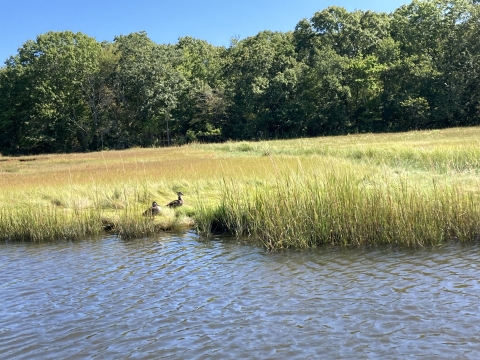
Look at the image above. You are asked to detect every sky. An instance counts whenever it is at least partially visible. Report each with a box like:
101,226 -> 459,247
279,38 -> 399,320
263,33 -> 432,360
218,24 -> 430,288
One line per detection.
0,0 -> 409,64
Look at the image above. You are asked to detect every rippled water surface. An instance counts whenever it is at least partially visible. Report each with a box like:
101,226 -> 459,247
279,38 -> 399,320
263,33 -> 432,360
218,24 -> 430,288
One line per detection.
2,232 -> 480,359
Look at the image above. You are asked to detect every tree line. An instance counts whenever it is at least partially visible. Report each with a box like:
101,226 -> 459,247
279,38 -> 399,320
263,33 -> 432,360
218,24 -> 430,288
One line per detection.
1,0 -> 479,155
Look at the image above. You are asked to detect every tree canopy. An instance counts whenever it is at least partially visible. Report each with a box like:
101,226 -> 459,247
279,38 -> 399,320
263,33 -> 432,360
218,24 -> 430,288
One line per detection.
1,0 -> 479,154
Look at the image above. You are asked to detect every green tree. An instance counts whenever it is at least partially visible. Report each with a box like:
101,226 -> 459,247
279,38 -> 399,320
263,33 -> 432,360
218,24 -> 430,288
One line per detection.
0,63 -> 30,153
294,6 -> 391,134
80,42 -> 119,150
309,6 -> 390,58
391,0 -> 476,128
461,1 -> 480,123
0,31 -> 101,154
223,31 -> 302,139
296,47 -> 350,135
400,96 -> 431,129
174,37 -> 228,143
113,32 -> 186,146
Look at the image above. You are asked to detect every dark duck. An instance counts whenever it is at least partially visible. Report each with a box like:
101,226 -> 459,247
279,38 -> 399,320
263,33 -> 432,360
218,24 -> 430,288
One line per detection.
166,192 -> 184,208
143,201 -> 162,216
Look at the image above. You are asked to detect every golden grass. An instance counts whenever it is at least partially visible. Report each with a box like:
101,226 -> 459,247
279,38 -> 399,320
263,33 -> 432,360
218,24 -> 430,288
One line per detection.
195,157 -> 480,249
1,126 -> 479,246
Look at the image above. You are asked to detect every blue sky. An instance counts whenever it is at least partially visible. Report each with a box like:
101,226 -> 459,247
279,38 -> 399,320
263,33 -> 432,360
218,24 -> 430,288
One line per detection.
1,0 -> 409,64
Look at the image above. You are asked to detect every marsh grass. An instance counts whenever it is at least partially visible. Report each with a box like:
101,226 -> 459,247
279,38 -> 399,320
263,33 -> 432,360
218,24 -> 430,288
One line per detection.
195,163 -> 480,249
0,205 -> 103,242
0,199 -> 196,242
1,126 -> 480,247
112,205 -> 195,240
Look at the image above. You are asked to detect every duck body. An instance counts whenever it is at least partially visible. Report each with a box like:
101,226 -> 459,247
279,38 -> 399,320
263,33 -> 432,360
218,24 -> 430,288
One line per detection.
143,201 -> 162,216
166,192 -> 184,208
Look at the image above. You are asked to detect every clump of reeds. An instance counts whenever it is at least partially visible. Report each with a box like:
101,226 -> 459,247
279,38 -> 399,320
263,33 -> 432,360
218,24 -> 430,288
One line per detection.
0,205 -> 103,242
111,205 -> 194,240
0,199 -> 196,243
195,164 -> 480,250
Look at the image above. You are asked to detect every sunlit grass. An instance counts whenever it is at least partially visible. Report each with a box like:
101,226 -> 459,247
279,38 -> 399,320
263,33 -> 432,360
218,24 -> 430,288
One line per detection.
1,126 -> 479,247
195,157 -> 480,249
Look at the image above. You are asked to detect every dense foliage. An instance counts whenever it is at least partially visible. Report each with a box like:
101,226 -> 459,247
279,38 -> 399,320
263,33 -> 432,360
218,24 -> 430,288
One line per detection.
1,0 -> 479,154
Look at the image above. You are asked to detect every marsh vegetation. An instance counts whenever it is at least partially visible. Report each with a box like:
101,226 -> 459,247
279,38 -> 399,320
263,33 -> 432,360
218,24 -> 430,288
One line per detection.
1,127 -> 479,249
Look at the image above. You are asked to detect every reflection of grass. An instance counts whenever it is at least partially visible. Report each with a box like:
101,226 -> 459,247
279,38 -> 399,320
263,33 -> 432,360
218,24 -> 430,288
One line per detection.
0,126 -> 479,246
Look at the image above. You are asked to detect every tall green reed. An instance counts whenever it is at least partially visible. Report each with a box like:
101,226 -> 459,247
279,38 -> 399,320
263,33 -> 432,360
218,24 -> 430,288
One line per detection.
196,163 -> 480,250
0,205 -> 103,242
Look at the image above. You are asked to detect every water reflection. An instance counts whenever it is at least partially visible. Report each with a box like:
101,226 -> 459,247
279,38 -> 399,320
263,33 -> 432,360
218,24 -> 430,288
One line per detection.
1,233 -> 480,359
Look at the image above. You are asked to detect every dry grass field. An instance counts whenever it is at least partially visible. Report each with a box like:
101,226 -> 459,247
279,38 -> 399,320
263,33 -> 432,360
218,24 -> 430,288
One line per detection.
1,126 -> 479,247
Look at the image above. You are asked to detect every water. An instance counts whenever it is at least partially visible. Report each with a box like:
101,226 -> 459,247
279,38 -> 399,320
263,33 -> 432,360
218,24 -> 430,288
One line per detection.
1,232 -> 480,359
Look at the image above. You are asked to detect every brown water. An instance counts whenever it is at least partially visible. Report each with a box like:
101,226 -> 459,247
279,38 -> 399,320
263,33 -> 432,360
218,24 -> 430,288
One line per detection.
1,232 -> 480,359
